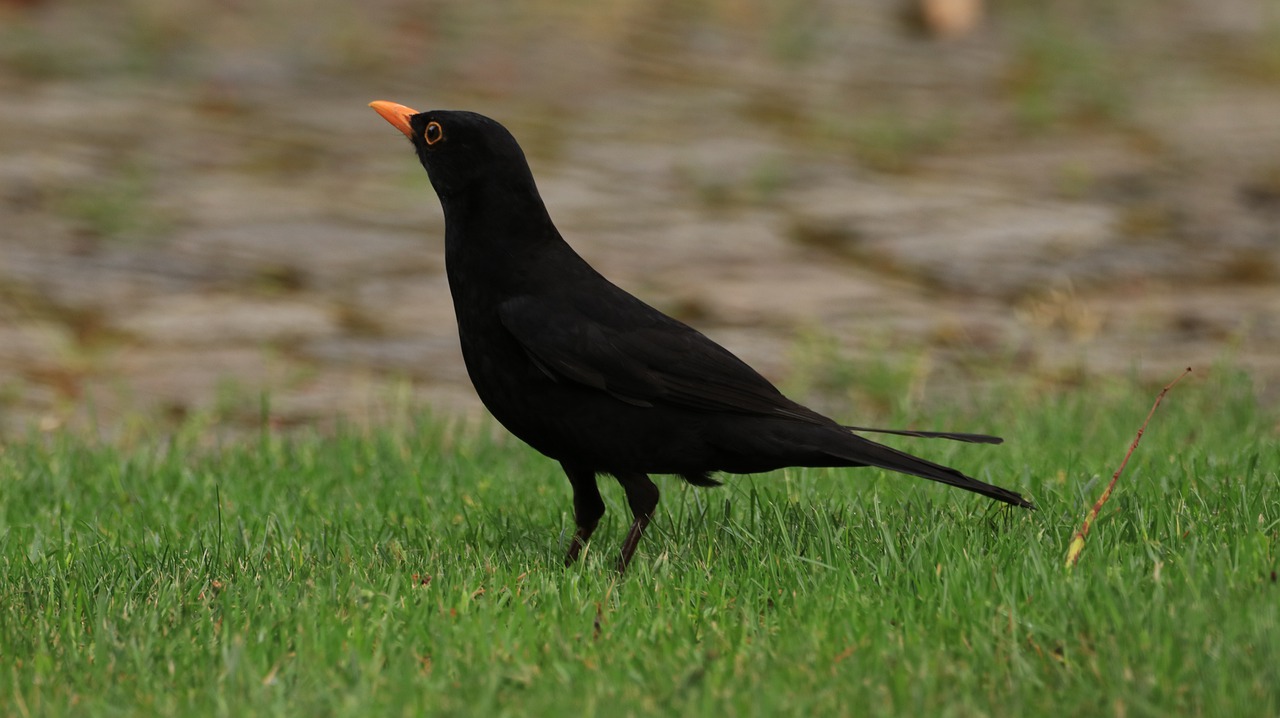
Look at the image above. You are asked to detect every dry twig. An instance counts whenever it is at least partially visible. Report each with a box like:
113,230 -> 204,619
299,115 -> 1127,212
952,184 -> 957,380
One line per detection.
1065,367 -> 1192,568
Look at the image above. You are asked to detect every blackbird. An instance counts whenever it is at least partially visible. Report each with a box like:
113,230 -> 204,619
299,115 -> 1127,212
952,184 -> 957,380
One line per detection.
370,101 -> 1033,572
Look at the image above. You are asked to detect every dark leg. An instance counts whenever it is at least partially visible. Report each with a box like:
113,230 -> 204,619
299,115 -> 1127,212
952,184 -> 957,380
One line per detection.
613,472 -> 660,573
562,462 -> 605,566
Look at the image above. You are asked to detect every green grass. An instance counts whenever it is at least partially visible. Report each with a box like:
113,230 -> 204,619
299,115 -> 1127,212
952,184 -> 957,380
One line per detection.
1,366 -> 1277,716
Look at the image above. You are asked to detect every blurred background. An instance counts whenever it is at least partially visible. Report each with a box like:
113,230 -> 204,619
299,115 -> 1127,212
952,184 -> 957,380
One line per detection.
1,0 -> 1278,439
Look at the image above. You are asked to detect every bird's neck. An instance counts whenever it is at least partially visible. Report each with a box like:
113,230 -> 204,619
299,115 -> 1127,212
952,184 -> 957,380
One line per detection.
441,179 -> 579,298
443,177 -> 554,244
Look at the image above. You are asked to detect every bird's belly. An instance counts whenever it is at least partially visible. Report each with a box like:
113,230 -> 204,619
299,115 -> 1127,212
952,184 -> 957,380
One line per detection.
460,349 -> 714,473
452,315 -> 805,476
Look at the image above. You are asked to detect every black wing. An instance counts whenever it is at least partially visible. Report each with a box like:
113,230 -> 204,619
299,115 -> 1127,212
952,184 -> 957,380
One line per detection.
497,292 -> 829,423
498,290 -> 1003,444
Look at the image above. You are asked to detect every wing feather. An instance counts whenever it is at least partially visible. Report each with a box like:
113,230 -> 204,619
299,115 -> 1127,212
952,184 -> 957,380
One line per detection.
498,294 -> 827,423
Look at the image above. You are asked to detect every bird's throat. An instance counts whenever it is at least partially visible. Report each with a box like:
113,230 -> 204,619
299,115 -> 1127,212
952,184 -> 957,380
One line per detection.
441,182 -> 557,260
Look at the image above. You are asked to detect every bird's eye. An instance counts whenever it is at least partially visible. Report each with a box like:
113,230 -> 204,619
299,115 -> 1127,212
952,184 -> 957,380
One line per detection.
424,121 -> 443,146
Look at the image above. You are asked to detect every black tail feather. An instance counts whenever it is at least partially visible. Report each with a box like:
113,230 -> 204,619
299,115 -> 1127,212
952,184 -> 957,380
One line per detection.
844,425 -> 1003,445
828,430 -> 1033,509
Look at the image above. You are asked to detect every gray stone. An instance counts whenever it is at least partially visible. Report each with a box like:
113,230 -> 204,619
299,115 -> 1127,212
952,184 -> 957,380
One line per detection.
300,336 -> 468,384
115,294 -> 340,346
171,221 -> 438,288
787,176 -> 1117,297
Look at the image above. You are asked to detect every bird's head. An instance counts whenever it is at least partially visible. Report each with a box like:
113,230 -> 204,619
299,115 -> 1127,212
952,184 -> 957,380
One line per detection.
369,101 -> 533,200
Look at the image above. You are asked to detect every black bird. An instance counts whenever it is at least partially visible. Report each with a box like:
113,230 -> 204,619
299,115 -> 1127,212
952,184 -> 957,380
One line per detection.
370,101 -> 1033,572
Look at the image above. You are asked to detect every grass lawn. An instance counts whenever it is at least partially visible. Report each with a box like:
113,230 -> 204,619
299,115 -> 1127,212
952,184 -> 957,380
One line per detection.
1,364 -> 1276,716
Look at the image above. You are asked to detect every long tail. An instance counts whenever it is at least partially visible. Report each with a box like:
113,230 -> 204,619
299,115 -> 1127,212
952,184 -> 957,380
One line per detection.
828,428 -> 1033,509
844,425 -> 1003,444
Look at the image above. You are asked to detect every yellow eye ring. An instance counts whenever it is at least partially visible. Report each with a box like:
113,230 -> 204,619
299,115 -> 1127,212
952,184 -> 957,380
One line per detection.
424,121 -> 443,146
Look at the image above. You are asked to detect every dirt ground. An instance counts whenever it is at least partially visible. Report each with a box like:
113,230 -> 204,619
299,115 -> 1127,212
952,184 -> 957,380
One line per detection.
2,0 -> 1279,439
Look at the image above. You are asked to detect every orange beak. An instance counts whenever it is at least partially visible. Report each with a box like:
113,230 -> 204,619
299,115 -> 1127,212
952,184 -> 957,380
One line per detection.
369,101 -> 420,139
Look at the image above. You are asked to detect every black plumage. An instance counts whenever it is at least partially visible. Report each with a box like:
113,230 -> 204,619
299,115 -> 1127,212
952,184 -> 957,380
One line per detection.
370,103 -> 1033,572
